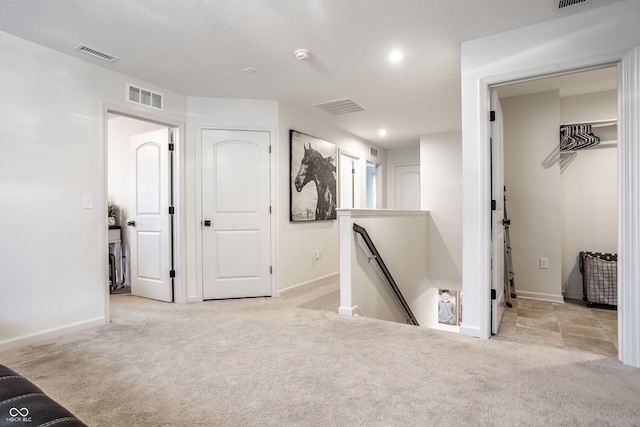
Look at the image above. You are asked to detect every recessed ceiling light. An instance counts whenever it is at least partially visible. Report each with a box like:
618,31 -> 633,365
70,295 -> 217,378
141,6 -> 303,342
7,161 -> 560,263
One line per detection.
379,129 -> 388,137
388,50 -> 405,64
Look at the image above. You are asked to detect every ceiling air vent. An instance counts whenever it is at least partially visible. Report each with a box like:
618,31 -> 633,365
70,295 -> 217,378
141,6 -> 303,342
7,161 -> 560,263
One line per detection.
313,98 -> 365,116
554,0 -> 591,11
126,83 -> 164,111
74,44 -> 119,63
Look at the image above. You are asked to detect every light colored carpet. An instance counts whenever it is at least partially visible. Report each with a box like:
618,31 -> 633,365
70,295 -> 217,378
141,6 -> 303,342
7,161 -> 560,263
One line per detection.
1,280 -> 640,426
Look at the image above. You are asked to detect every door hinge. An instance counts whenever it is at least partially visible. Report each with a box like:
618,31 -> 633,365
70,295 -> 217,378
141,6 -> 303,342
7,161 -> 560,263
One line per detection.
169,270 -> 176,278
269,205 -> 272,214
491,200 -> 496,211
269,145 -> 272,154
168,143 -> 175,151
270,266 -> 273,274
169,206 -> 175,214
491,289 -> 497,300
490,111 -> 496,122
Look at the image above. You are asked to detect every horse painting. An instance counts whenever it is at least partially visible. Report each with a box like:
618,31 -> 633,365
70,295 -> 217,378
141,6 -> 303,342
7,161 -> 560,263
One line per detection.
290,131 -> 337,221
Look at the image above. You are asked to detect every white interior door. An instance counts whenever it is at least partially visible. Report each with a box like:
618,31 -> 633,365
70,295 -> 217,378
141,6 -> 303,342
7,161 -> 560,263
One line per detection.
491,90 -> 505,334
339,153 -> 356,208
202,129 -> 271,299
128,128 -> 173,302
393,164 -> 420,209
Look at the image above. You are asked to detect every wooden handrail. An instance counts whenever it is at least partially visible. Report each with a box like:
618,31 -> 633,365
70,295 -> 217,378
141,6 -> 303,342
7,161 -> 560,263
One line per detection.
352,223 -> 419,326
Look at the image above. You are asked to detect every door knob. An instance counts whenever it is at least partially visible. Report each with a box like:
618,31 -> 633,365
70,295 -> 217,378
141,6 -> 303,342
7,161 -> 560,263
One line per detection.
203,220 -> 211,227
127,220 -> 136,227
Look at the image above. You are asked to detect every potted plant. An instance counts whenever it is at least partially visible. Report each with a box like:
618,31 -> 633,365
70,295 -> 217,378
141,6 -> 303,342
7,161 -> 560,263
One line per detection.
108,203 -> 118,226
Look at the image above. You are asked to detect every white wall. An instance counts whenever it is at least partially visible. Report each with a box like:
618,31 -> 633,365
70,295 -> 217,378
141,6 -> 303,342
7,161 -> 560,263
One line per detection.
460,0 -> 640,340
420,131 -> 462,288
338,209 -> 431,324
0,31 -> 187,350
560,90 -> 618,299
277,104 -> 385,293
0,27 -> 385,349
501,91 -> 563,302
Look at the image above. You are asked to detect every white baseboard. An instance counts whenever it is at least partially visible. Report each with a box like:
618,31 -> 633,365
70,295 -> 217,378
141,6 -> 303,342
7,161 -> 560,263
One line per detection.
562,290 -> 584,300
278,272 -> 339,296
459,324 -> 481,338
338,304 -> 366,317
515,290 -> 565,303
0,317 -> 106,352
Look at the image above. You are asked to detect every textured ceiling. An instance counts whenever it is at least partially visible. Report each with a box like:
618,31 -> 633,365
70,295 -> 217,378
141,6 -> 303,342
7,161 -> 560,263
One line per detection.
0,0 -> 624,147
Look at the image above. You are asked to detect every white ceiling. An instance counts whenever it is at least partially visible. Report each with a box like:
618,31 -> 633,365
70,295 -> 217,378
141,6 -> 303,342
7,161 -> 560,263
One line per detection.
0,0 -> 624,148
496,66 -> 618,99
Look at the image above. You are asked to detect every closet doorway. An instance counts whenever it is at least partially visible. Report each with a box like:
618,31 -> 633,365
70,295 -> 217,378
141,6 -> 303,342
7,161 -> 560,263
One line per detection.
492,66 -> 619,356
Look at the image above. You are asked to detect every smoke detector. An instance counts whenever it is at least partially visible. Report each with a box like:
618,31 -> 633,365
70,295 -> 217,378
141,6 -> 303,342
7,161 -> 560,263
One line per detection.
294,49 -> 310,60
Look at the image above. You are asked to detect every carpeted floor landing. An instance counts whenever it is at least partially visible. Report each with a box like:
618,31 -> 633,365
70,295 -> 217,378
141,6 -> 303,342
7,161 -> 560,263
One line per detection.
1,280 -> 639,426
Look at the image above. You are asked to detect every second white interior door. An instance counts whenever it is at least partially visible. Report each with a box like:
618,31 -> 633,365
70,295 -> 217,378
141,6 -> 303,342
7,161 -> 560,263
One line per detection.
393,164 -> 420,210
201,129 -> 271,299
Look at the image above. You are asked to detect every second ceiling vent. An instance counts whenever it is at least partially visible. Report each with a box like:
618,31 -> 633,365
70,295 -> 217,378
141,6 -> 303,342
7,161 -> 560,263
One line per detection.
74,44 -> 119,63
313,98 -> 365,116
554,0 -> 591,11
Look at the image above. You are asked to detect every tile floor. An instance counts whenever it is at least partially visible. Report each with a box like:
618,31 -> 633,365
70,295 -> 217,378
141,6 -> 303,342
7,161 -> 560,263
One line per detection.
495,297 -> 618,357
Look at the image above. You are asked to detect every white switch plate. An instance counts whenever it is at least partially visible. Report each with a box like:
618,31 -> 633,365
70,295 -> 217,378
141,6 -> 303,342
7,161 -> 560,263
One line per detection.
82,194 -> 94,209
540,257 -> 549,269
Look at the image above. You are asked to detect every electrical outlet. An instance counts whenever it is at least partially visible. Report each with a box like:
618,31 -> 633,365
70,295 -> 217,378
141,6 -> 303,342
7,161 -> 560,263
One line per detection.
540,257 -> 549,269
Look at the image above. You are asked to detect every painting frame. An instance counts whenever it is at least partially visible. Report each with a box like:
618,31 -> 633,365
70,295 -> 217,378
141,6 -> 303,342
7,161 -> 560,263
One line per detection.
290,130 -> 338,222
437,289 -> 461,326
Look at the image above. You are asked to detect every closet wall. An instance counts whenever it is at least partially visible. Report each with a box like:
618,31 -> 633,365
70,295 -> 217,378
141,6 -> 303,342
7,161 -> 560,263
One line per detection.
502,89 -> 617,302
560,90 -> 617,299
502,91 -> 563,302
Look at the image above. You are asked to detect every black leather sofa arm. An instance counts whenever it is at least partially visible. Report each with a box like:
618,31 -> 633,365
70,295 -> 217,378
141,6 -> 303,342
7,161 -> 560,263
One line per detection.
0,364 -> 87,427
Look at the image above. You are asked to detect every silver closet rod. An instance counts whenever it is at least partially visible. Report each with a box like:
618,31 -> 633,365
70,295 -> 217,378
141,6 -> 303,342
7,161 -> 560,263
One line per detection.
560,119 -> 617,129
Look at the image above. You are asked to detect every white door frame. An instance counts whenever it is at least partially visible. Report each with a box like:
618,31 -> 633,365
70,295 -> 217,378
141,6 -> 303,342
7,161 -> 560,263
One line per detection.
365,160 -> 380,209
103,104 -> 186,321
194,125 -> 277,301
338,150 -> 360,209
473,48 -> 640,367
490,90 -> 505,335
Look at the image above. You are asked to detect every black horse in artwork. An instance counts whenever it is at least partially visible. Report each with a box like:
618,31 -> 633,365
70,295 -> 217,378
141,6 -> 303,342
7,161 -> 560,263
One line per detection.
294,144 -> 337,220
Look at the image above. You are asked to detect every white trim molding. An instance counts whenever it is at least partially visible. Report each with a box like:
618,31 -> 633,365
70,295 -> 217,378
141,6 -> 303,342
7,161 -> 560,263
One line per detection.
279,272 -> 339,296
0,317 -> 105,353
618,46 -> 640,368
514,292 -> 565,304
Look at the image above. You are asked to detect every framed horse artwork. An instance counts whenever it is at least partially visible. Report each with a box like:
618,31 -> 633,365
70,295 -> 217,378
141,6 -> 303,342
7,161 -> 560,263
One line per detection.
290,130 -> 338,221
